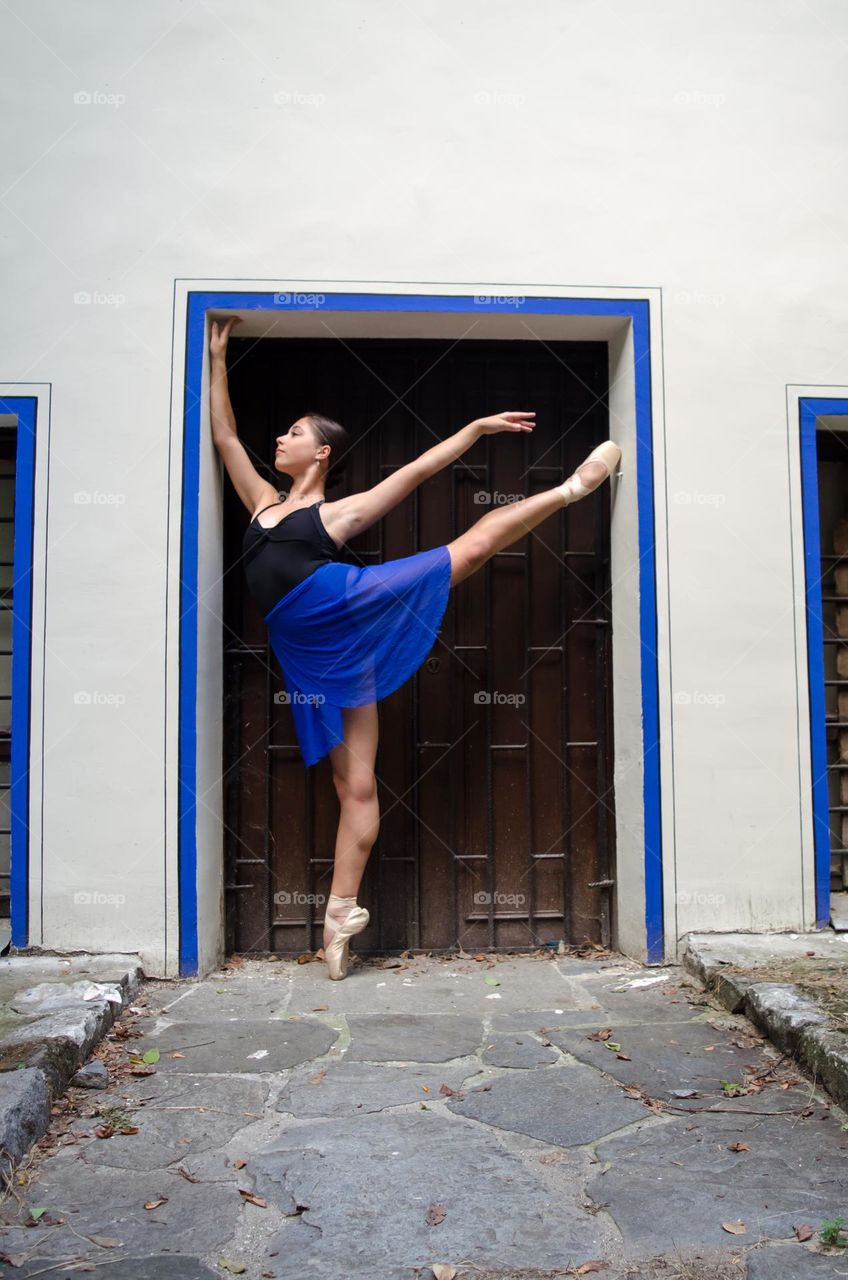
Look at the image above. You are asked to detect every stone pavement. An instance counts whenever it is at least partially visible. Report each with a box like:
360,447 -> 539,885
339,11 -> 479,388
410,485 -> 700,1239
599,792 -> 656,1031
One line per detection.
2,950 -> 848,1279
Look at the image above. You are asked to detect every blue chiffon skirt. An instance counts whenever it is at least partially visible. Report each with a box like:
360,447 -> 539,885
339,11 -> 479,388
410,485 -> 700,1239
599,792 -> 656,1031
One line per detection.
263,545 -> 452,767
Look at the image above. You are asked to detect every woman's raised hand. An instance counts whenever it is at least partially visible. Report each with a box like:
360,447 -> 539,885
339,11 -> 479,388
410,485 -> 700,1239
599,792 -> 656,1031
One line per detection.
209,316 -> 242,360
473,411 -> 535,435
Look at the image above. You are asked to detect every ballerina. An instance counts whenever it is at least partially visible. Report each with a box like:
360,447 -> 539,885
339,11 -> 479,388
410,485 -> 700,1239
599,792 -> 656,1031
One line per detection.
210,316 -> 621,979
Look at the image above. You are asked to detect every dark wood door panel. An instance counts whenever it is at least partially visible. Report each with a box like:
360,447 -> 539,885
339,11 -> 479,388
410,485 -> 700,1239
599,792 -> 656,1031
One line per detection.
223,337 -> 615,956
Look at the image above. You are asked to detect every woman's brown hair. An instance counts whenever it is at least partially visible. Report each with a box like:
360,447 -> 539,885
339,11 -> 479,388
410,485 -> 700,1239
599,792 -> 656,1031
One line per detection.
304,412 -> 349,492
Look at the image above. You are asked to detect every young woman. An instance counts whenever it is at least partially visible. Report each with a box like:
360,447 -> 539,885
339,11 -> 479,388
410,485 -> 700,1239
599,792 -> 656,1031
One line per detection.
209,316 -> 621,980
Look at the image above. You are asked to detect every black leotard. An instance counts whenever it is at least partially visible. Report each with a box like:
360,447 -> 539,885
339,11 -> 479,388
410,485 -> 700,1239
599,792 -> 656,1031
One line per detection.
242,498 -> 341,616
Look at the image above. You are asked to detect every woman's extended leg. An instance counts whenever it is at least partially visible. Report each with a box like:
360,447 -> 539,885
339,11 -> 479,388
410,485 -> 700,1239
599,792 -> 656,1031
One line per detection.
323,701 -> 380,955
446,440 -> 619,586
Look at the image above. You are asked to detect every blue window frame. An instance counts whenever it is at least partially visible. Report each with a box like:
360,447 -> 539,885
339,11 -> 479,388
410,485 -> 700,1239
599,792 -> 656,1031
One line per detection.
799,396 -> 848,926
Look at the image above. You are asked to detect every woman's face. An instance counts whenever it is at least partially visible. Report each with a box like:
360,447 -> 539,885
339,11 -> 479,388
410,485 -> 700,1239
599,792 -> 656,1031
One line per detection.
274,418 -> 328,478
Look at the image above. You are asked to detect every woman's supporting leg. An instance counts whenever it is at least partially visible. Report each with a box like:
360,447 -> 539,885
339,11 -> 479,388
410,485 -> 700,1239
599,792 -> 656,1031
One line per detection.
446,447 -> 616,587
324,701 -> 379,950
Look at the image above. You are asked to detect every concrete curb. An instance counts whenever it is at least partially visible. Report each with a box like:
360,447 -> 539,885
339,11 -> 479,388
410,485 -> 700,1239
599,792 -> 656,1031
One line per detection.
682,935 -> 848,1110
0,952 -> 145,1174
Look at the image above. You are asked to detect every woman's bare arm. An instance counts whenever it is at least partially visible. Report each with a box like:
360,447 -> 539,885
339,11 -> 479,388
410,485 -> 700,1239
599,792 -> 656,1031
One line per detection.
209,317 -> 278,515
325,411 -> 535,544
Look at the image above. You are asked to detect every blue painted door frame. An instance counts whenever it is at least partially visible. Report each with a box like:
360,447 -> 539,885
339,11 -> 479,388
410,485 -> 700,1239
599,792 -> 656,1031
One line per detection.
179,291 -> 662,973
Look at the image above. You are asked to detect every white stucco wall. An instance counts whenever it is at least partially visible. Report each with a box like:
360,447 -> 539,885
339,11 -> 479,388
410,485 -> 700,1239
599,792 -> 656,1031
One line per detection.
2,1 -> 846,974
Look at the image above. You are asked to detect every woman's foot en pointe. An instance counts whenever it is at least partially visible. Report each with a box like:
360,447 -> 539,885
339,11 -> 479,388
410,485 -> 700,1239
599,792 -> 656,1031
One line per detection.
321,892 -> 370,980
556,440 -> 621,505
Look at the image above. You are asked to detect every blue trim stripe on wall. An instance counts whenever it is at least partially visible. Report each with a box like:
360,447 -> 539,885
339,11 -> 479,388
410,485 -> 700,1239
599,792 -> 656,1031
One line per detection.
179,291 -> 661,973
799,397 -> 847,927
0,396 -> 37,950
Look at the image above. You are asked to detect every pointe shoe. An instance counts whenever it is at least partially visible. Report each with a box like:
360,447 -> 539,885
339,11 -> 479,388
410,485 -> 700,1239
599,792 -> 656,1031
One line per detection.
322,893 -> 370,980
557,440 -> 621,505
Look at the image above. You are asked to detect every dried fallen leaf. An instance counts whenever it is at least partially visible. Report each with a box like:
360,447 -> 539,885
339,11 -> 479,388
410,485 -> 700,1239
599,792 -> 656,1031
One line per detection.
144,1198 -> 168,1211
238,1189 -> 267,1208
728,1141 -> 749,1153
721,1220 -> 746,1235
232,1158 -> 248,1169
307,1070 -> 326,1085
588,1028 -> 614,1041
426,1203 -> 447,1226
616,1052 -> 632,1061
576,1263 -> 610,1276
439,1084 -> 463,1098
432,1266 -> 457,1280
94,1124 -> 114,1139
793,1223 -> 814,1241
118,1126 -> 139,1136
87,1234 -> 121,1248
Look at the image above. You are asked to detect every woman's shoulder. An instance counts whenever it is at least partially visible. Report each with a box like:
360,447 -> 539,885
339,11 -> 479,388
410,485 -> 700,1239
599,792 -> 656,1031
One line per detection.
317,497 -> 348,551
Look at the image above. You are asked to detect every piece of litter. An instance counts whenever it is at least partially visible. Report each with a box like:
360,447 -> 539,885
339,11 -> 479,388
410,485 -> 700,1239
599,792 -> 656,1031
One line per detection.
554,1009 -> 564,1014
485,993 -> 502,1000
376,982 -> 386,988
246,1049 -> 269,1060
625,975 -> 669,988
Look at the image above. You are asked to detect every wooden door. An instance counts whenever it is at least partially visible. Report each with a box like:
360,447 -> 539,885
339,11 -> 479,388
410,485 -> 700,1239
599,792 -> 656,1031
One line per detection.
223,337 -> 615,956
